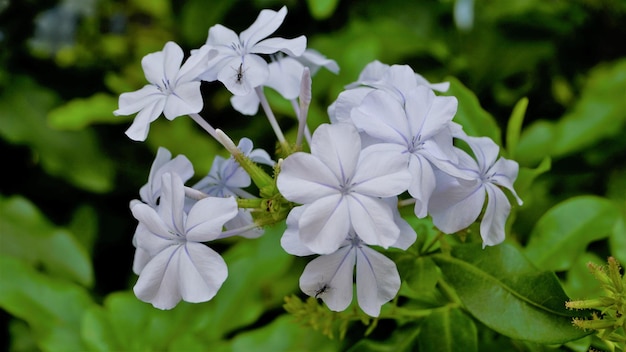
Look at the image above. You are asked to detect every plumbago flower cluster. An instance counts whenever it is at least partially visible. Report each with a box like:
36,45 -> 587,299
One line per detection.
116,7 -> 522,317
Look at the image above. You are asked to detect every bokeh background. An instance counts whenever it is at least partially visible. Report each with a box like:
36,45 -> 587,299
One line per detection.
1,0 -> 625,350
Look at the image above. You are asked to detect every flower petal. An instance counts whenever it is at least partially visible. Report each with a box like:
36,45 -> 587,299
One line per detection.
348,194 -> 399,248
178,242 -> 228,303
407,154 -> 437,218
351,90 -> 410,146
310,123 -> 361,183
133,245 -> 183,310
277,152 -> 340,203
405,86 -> 457,140
429,177 -> 484,234
114,85 -> 163,116
163,81 -> 203,119
252,36 -> 307,57
230,91 -> 260,115
157,173 -> 186,235
299,194 -> 350,254
352,143 -> 411,197
185,196 -> 238,242
123,98 -> 166,141
131,203 -> 177,243
356,246 -> 401,317
240,6 -> 287,47
481,185 -> 511,247
281,205 -> 316,256
299,245 -> 355,312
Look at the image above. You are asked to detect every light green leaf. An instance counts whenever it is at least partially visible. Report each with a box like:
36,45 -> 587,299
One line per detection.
0,195 -> 93,286
562,252 -> 605,300
524,196 -> 620,271
231,314 -> 341,352
306,0 -> 340,20
47,93 -> 119,130
418,307 -> 477,352
0,256 -> 94,352
444,76 -> 502,146
610,215 -> 626,265
81,306 -> 121,352
515,120 -> 556,167
344,323 -> 421,352
432,243 -> 589,344
551,59 -> 626,157
0,76 -> 115,192
505,97 -> 528,159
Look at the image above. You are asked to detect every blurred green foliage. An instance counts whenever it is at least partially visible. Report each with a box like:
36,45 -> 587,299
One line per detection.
1,0 -> 625,350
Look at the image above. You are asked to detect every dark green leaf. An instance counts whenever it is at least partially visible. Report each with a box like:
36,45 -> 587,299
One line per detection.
524,196 -> 620,271
444,77 -> 502,146
306,0 -> 340,20
0,195 -> 93,286
0,256 -> 94,351
432,243 -> 589,344
418,307 -> 477,352
0,76 -> 115,192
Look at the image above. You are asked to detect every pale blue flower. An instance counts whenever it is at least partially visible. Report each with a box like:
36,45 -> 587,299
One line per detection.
114,41 -> 211,141
428,135 -> 523,246
198,6 -> 306,96
277,123 -> 411,254
131,172 -> 238,309
192,138 -> 272,238
298,233 -> 401,317
231,49 -> 338,115
351,86 -> 467,218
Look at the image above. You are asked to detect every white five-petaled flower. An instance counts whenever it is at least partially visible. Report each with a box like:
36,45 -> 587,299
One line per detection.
231,49 -> 339,116
281,200 -> 414,317
198,6 -> 306,96
329,62 -> 449,124
277,123 -> 411,254
114,41 -> 212,141
191,138 -> 273,239
131,172 -> 238,309
351,86 -> 467,218
130,147 -> 194,274
300,232 -> 401,317
428,135 -> 523,247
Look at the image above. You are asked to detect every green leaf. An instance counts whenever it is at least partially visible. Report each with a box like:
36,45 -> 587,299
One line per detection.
432,243 -> 589,344
516,59 -> 626,165
85,291 -> 232,351
306,0 -> 340,20
81,306 -> 121,352
0,256 -> 94,351
418,307 -> 477,352
524,196 -> 620,271
609,215 -> 626,265
231,314 -> 341,352
562,252 -> 605,300
551,59 -> 626,158
0,195 -> 93,286
202,222 -> 298,338
505,97 -> 528,159
180,0 -> 233,45
0,76 -> 115,192
47,93 -> 119,130
397,256 -> 441,294
444,76 -> 502,146
514,156 -> 551,201
345,323 -> 421,352
515,120 -> 556,167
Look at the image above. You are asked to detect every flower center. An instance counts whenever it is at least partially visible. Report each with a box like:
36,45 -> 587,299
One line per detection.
157,78 -> 173,94
408,134 -> 423,154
